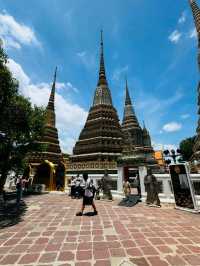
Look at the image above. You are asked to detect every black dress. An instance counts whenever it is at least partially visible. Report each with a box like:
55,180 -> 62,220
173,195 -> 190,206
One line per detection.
83,195 -> 94,205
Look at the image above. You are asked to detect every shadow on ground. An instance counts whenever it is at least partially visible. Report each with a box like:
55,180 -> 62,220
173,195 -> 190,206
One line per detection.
118,194 -> 141,207
0,191 -> 47,229
0,199 -> 27,229
83,211 -> 97,216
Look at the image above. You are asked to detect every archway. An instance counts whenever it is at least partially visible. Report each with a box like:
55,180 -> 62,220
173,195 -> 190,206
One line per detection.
55,162 -> 65,191
33,160 -> 56,191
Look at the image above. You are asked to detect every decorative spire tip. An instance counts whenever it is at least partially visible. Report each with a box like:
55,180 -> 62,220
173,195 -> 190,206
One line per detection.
53,66 -> 57,83
100,30 -> 103,46
125,76 -> 128,89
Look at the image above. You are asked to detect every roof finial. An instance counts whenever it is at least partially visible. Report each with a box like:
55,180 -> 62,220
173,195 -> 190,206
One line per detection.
98,30 -> 107,86
48,67 -> 57,109
53,66 -> 57,85
100,29 -> 103,47
125,75 -> 128,89
125,78 -> 131,106
122,79 -> 139,127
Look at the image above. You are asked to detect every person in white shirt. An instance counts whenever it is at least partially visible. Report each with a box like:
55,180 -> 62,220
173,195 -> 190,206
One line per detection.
76,173 -> 97,216
75,175 -> 82,198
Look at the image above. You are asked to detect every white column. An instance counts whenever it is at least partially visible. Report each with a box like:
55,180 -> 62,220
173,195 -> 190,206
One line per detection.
138,166 -> 147,202
117,166 -> 124,193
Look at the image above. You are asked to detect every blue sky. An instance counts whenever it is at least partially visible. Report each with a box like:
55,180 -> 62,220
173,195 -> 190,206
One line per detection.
0,0 -> 199,153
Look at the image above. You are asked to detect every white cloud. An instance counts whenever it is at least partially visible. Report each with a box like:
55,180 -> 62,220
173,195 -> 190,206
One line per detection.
76,50 -> 96,70
137,90 -> 183,114
178,12 -> 186,24
77,51 -> 86,58
0,12 -> 40,49
189,28 -> 197,39
181,114 -> 190,119
8,58 -> 30,86
152,142 -> 177,151
56,82 -> 78,93
162,122 -> 182,132
168,30 -> 182,44
7,59 -> 87,153
66,82 -> 79,93
112,65 -> 129,81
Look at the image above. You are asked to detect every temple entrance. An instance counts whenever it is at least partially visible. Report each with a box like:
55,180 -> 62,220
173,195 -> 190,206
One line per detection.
55,162 -> 65,191
33,161 -> 56,191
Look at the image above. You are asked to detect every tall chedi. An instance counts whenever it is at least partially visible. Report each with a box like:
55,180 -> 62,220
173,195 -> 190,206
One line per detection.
70,32 -> 122,170
121,80 -> 156,166
189,0 -> 200,161
28,68 -> 63,166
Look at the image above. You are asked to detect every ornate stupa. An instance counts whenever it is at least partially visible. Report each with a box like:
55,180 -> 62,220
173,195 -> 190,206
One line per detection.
121,80 -> 156,166
70,32 -> 122,170
28,68 -> 63,167
189,0 -> 200,69
189,0 -> 200,161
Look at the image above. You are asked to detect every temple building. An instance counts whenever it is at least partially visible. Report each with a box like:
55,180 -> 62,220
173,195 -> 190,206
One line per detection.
189,0 -> 200,162
28,68 -> 65,190
68,32 -> 123,175
189,0 -> 200,69
120,80 -> 157,168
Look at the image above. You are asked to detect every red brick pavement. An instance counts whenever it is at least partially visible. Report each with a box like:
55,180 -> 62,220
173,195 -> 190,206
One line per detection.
0,193 -> 200,265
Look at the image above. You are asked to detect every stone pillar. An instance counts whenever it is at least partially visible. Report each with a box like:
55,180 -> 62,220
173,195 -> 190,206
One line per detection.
117,166 -> 124,193
138,166 -> 147,202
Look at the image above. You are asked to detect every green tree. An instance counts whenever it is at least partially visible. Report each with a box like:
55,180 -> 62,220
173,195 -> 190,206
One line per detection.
179,136 -> 196,161
0,43 -> 45,192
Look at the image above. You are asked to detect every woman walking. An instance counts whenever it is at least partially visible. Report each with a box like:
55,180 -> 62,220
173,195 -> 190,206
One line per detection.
76,173 -> 97,216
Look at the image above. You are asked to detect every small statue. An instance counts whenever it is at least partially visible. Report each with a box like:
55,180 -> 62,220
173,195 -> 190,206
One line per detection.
95,185 -> 101,200
100,169 -> 113,200
144,168 -> 161,207
123,177 -> 131,201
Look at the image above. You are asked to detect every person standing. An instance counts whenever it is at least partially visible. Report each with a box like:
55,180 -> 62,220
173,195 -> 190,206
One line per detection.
70,176 -> 76,198
76,173 -> 97,216
16,176 -> 23,207
135,174 -> 141,198
123,177 -> 131,201
144,168 -> 161,207
101,169 -> 113,200
75,174 -> 81,198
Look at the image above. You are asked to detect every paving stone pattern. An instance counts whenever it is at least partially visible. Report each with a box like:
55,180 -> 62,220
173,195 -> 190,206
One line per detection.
0,194 -> 200,265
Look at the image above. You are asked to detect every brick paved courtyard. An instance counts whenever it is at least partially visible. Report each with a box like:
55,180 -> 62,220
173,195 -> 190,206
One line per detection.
0,194 -> 200,266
